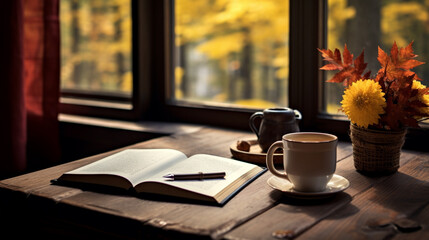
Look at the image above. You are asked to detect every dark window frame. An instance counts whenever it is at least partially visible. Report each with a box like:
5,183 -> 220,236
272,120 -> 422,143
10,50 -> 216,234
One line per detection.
153,0 -> 351,134
59,0 -> 427,143
59,0 -> 348,133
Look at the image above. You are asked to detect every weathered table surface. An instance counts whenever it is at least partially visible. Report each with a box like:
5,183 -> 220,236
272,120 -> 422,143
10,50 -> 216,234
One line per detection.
1,126 -> 428,239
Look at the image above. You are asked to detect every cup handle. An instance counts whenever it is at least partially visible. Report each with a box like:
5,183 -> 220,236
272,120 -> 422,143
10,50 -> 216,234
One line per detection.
249,112 -> 263,139
266,141 -> 289,180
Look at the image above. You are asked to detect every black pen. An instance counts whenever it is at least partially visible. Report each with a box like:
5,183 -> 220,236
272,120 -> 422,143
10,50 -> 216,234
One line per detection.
163,172 -> 226,180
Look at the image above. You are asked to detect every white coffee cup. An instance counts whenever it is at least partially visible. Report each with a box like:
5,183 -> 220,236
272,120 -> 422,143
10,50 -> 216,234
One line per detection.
266,132 -> 338,192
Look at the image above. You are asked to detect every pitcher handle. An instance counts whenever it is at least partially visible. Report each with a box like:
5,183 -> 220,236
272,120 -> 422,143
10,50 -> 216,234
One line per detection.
294,109 -> 302,121
249,111 -> 263,139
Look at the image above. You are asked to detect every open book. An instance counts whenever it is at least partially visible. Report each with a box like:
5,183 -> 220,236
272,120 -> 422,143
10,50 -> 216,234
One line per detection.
55,149 -> 266,205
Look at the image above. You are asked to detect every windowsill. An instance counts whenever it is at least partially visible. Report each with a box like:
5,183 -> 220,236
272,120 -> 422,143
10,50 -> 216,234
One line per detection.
60,97 -> 133,110
58,112 -> 428,165
58,114 -> 203,162
59,113 -> 203,135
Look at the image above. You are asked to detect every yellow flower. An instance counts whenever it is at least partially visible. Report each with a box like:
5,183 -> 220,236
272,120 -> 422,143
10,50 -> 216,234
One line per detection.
412,80 -> 425,90
412,80 -> 429,115
341,79 -> 386,128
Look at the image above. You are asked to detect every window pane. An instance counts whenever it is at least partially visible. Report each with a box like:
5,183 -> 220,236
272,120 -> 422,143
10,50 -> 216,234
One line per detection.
60,0 -> 132,95
325,0 -> 429,115
174,0 -> 289,109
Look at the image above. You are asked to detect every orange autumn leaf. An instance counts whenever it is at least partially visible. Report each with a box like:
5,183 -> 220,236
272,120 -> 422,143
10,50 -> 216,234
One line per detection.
377,41 -> 425,82
319,44 -> 370,86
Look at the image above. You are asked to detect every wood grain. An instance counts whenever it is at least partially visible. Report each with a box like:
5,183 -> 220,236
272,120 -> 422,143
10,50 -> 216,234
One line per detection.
0,127 -> 278,238
223,149 -> 423,239
296,152 -> 429,239
1,126 -> 428,239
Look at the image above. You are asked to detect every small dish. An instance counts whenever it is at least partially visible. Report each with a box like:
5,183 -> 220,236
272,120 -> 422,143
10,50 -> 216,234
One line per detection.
267,174 -> 350,199
230,139 -> 283,165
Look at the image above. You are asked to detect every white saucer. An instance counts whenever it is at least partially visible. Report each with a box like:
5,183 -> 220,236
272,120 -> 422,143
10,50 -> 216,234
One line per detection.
267,174 -> 350,199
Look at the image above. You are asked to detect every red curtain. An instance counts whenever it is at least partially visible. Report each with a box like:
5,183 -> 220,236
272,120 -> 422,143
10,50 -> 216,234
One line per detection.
0,0 -> 60,178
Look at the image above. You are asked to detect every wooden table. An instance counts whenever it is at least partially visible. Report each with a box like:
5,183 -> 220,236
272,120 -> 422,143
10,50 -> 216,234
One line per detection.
1,126 -> 428,239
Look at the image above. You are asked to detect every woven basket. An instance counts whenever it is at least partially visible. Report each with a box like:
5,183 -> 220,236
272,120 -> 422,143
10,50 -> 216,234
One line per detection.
350,124 -> 407,175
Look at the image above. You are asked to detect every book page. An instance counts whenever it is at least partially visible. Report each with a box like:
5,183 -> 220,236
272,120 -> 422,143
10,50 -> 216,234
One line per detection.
64,149 -> 187,186
140,154 -> 259,196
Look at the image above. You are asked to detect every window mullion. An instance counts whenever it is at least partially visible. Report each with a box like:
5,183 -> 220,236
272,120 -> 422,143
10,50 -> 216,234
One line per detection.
289,0 -> 324,130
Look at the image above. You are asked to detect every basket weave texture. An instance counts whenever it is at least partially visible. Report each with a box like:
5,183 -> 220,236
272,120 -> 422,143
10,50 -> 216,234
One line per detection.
350,124 -> 406,174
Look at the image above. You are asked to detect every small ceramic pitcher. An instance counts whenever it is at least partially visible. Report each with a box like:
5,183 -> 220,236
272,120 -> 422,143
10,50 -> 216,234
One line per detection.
249,107 -> 302,152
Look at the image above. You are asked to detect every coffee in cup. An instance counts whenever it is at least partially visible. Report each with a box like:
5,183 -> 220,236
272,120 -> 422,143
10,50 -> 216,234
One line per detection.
266,132 -> 337,192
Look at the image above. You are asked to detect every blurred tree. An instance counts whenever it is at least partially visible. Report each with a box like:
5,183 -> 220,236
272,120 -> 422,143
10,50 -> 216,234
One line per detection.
324,0 -> 356,114
175,0 -> 289,107
61,0 -> 132,94
346,0 -> 381,73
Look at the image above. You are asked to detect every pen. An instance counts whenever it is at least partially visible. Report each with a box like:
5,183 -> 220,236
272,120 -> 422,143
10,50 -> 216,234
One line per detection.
163,172 -> 226,180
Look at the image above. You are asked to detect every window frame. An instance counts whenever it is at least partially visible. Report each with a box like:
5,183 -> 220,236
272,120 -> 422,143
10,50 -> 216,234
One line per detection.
155,0 -> 351,134
59,0 -> 150,121
60,0 -> 349,133
59,0 -> 426,142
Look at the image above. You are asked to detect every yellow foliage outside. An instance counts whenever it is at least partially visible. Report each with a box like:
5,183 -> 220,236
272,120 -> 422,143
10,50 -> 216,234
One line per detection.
327,0 -> 356,51
175,67 -> 185,99
196,33 -> 245,59
234,99 -> 277,109
121,71 -> 132,93
61,0 -> 132,94
175,0 -> 289,108
382,2 -> 428,47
